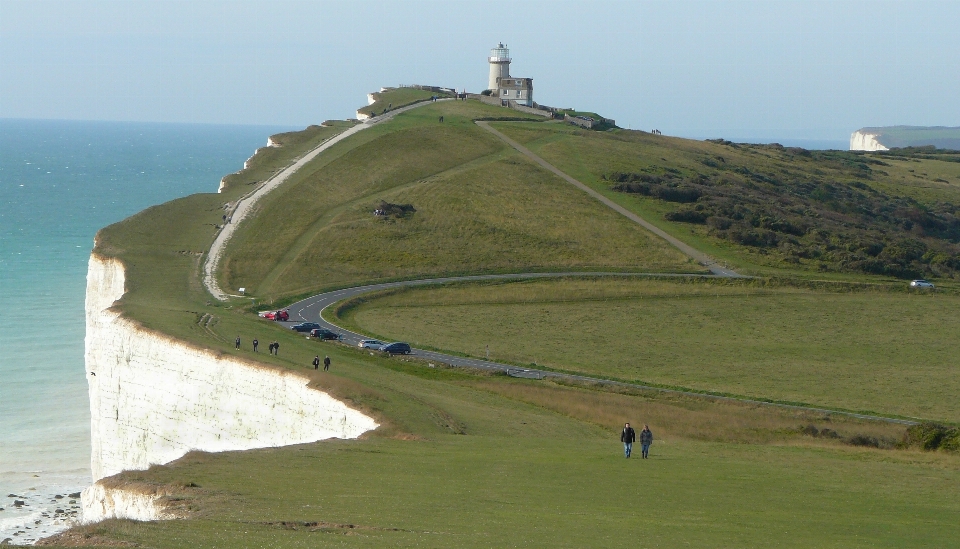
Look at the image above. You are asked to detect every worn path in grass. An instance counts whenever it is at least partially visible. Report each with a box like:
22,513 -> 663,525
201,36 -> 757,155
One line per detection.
203,99 -> 450,300
282,272 -> 916,425
476,121 -> 741,277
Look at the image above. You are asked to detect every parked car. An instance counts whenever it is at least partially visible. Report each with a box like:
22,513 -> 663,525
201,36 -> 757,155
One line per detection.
358,339 -> 384,349
379,342 -> 412,355
258,309 -> 289,321
290,322 -> 321,333
310,328 -> 342,341
910,279 -> 935,289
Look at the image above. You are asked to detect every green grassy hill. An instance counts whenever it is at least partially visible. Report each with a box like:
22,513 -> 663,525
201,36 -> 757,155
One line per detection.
59,89 -> 960,548
219,100 -> 696,302
493,122 -> 960,280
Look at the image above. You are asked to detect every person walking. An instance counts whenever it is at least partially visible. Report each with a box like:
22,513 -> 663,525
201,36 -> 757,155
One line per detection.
621,422 -> 636,458
273,341 -> 280,356
269,342 -> 276,355
640,425 -> 653,459
235,336 -> 241,350
323,355 -> 331,371
313,356 -> 320,370
252,339 -> 259,352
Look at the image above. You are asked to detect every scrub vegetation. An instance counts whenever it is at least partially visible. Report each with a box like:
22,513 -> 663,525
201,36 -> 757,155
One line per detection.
493,121 -> 960,280
51,88 -> 960,547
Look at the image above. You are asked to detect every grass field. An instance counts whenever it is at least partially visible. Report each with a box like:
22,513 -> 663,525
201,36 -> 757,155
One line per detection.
66,89 -> 960,547
50,352 -> 960,548
218,100 -> 696,303
344,277 -> 960,422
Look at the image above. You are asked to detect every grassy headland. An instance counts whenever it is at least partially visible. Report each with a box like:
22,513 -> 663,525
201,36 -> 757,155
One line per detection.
219,100 -> 696,303
57,88 -> 960,547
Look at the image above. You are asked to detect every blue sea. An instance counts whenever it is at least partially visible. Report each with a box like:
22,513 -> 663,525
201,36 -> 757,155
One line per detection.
0,119 -> 292,543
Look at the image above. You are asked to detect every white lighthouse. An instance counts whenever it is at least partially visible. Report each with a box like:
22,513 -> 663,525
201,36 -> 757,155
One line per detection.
487,42 -> 534,107
488,42 -> 511,90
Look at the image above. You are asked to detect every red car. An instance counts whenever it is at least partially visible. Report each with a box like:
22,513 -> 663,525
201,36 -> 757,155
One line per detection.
258,309 -> 289,321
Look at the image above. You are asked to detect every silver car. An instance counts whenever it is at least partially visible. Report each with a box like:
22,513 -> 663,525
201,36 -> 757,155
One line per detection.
910,279 -> 935,289
358,339 -> 384,349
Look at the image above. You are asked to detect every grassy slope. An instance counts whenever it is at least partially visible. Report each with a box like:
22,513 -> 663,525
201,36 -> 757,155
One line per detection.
219,101 -> 695,303
356,88 -> 443,118
344,277 -> 960,422
61,90 -> 960,547
492,121 -> 960,281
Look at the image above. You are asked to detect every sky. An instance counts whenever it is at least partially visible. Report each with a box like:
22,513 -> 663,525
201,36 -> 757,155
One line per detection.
2,0 -> 959,142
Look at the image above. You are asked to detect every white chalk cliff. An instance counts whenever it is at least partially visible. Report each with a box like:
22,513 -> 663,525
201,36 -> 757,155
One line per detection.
850,130 -> 889,151
81,254 -> 378,523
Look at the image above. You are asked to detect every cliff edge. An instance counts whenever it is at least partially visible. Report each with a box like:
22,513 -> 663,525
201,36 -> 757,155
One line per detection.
82,253 -> 378,522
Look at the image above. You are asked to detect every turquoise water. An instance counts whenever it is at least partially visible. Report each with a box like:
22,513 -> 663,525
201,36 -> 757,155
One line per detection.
0,119 -> 291,542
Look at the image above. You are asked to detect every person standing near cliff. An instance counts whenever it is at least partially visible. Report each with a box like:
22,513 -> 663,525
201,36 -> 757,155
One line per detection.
621,423 -> 636,458
323,356 -> 331,371
274,341 -> 280,356
252,339 -> 259,352
313,356 -> 320,370
235,336 -> 241,350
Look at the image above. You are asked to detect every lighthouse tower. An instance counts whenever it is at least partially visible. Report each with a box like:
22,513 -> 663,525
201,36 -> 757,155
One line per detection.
488,42 -> 511,90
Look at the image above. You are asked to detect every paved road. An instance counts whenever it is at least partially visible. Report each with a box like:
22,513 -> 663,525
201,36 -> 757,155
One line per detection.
274,272 -> 917,426
476,121 -> 741,278
203,99 -> 449,300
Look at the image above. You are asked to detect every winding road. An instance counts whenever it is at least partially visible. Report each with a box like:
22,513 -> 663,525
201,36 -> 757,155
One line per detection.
203,102 -> 914,426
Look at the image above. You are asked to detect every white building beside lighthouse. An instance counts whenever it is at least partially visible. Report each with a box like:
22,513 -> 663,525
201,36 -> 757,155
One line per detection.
487,43 -> 533,107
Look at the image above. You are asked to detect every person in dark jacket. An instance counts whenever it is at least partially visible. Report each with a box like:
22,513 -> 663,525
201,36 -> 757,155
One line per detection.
235,336 -> 241,350
252,339 -> 258,352
323,356 -> 331,371
639,425 -> 653,459
312,356 -> 320,370
621,422 -> 636,458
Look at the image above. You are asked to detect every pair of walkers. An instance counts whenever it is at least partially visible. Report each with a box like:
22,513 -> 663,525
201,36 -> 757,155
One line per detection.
621,423 -> 653,459
312,355 -> 331,371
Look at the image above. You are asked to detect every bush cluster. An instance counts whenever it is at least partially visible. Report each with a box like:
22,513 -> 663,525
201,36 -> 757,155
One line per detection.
378,201 -> 416,219
605,149 -> 960,278
799,424 -> 895,449
900,422 -> 960,452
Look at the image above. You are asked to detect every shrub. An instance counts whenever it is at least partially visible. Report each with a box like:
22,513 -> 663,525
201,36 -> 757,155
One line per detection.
378,201 -> 416,219
665,208 -> 708,224
901,422 -> 960,452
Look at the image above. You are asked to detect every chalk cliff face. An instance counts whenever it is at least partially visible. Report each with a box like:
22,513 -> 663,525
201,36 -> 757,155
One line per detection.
82,253 -> 378,522
850,130 -> 889,151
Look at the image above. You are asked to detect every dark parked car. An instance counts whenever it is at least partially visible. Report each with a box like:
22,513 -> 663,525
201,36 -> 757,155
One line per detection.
379,342 -> 412,355
310,328 -> 342,341
290,322 -> 321,333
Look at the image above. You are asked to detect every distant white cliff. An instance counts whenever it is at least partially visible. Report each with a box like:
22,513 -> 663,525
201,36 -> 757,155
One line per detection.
850,130 -> 889,151
82,254 -> 378,523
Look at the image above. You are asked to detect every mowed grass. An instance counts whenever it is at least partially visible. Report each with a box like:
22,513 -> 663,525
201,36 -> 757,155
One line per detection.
345,277 -> 960,422
220,100 -> 695,302
491,121 -> 960,280
50,354 -> 959,549
65,437 -> 960,549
